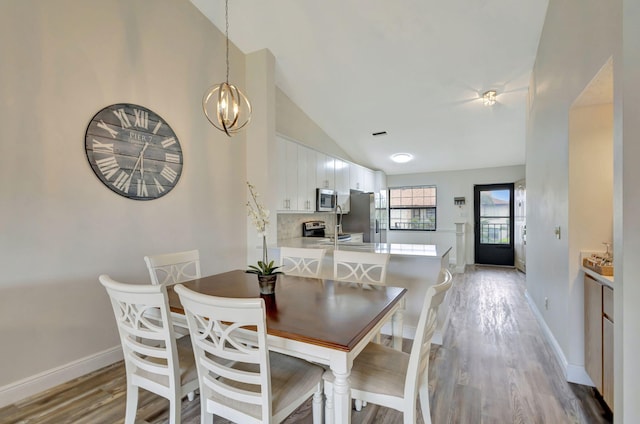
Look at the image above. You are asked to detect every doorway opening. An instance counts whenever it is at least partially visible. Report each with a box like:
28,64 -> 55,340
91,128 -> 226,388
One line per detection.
474,183 -> 515,266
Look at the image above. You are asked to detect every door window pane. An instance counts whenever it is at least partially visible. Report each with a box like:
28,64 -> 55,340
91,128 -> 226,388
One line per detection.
480,189 -> 510,217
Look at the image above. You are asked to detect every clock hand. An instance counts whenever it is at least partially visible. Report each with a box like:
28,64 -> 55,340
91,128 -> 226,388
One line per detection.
129,142 -> 150,183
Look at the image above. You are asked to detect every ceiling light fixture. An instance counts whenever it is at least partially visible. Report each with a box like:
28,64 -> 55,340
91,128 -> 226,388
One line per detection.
391,153 -> 413,163
202,0 -> 252,136
483,90 -> 497,106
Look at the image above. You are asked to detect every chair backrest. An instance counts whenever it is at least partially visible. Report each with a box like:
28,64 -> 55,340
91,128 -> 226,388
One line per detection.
99,274 -> 181,400
144,249 -> 201,286
333,250 -> 390,285
279,247 -> 326,278
404,268 -> 453,401
174,284 -> 273,422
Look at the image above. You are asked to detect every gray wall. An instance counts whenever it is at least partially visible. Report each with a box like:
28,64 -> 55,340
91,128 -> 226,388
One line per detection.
0,0 -> 248,396
388,165 -> 525,265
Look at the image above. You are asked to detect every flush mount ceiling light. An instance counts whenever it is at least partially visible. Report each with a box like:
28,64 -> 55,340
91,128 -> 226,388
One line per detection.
483,90 -> 497,106
391,153 -> 413,163
202,0 -> 252,136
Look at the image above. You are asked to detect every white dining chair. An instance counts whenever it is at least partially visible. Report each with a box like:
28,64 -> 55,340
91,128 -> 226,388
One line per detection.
279,247 -> 326,278
99,275 -> 199,424
174,283 -> 325,424
144,249 -> 201,332
333,250 -> 390,286
323,268 -> 453,424
144,249 -> 201,286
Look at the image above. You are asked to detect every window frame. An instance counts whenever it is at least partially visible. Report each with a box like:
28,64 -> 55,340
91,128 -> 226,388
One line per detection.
388,185 -> 437,232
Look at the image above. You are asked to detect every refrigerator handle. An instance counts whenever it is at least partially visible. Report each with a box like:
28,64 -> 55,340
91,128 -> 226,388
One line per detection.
375,219 -> 379,233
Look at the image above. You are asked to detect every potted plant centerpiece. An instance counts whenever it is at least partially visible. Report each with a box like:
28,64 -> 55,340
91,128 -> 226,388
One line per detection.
246,181 -> 282,295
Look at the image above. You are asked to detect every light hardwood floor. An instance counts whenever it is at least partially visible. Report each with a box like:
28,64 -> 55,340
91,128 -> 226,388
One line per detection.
0,266 -> 612,423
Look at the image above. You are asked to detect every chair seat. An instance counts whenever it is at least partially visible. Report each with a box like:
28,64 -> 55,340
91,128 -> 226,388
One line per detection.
324,342 -> 409,398
138,336 -> 198,388
209,352 -> 324,420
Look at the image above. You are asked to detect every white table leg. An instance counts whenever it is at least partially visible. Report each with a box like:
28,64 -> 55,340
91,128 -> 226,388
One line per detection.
332,369 -> 351,424
392,298 -> 405,351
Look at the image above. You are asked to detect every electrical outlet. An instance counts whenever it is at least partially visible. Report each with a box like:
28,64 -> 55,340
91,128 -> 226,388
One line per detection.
544,297 -> 549,310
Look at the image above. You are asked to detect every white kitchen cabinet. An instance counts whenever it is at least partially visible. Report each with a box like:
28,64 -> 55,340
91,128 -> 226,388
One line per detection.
350,163 -> 375,192
297,146 -> 317,212
363,168 -> 375,192
350,163 -> 364,191
334,158 -> 350,213
276,136 -> 298,212
374,170 -> 387,192
316,153 -> 335,189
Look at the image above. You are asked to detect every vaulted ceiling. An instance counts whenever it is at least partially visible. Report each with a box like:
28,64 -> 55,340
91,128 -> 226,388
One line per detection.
191,0 -> 549,175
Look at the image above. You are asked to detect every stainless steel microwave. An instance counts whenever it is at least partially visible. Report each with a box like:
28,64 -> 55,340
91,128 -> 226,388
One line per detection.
316,188 -> 337,212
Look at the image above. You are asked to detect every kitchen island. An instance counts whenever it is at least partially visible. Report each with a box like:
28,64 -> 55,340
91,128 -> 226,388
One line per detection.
272,238 -> 452,344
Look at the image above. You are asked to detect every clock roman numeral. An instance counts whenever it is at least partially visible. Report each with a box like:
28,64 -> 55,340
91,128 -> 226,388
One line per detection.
154,177 -> 165,194
137,179 -> 148,197
97,120 -> 119,138
96,156 -> 119,180
161,137 -> 176,148
113,108 -> 132,128
165,153 -> 180,163
92,139 -> 114,154
160,165 -> 178,183
133,109 -> 149,129
152,120 -> 163,134
113,171 -> 131,192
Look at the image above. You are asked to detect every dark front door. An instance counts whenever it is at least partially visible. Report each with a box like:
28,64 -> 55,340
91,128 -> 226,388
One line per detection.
474,183 -> 515,266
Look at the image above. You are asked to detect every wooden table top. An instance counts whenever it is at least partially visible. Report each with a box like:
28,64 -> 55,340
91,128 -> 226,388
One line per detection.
167,269 -> 407,352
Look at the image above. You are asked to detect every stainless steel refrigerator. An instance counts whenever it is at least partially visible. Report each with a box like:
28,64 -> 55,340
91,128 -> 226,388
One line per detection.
342,190 -> 387,243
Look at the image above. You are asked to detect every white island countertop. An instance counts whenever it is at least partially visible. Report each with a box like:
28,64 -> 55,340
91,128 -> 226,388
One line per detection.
276,237 -> 451,259
272,237 -> 453,344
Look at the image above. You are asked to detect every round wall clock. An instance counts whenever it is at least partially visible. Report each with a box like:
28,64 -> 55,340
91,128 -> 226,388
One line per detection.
85,103 -> 183,200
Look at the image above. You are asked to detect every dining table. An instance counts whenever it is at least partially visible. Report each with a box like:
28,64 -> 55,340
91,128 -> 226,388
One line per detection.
166,269 -> 407,424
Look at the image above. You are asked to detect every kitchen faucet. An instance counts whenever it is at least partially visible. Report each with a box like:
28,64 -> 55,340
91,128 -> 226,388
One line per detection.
334,204 -> 343,250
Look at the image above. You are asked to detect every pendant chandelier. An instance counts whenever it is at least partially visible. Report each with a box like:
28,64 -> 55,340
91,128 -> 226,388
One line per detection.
203,0 -> 252,136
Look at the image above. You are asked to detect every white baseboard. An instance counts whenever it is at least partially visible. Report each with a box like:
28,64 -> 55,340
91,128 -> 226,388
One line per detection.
524,291 -> 594,387
0,346 -> 123,408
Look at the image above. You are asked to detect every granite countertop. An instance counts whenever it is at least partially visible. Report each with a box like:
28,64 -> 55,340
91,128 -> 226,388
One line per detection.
276,237 -> 451,259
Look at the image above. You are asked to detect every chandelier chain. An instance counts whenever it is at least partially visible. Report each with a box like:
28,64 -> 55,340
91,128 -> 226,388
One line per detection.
225,0 -> 229,83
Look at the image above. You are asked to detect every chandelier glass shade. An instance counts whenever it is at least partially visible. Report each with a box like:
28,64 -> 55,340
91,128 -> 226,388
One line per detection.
202,0 -> 252,136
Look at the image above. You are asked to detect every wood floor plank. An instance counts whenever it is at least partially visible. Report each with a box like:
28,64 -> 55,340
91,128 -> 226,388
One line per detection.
0,266 -> 613,423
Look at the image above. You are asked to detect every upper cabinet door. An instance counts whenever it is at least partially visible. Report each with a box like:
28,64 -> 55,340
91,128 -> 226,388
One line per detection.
276,136 -> 299,212
316,153 -> 335,189
297,145 -> 316,212
350,163 -> 364,191
363,168 -> 375,193
334,158 -> 350,213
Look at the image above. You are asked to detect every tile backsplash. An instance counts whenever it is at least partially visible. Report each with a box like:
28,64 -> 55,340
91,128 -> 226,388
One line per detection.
277,213 -> 336,241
